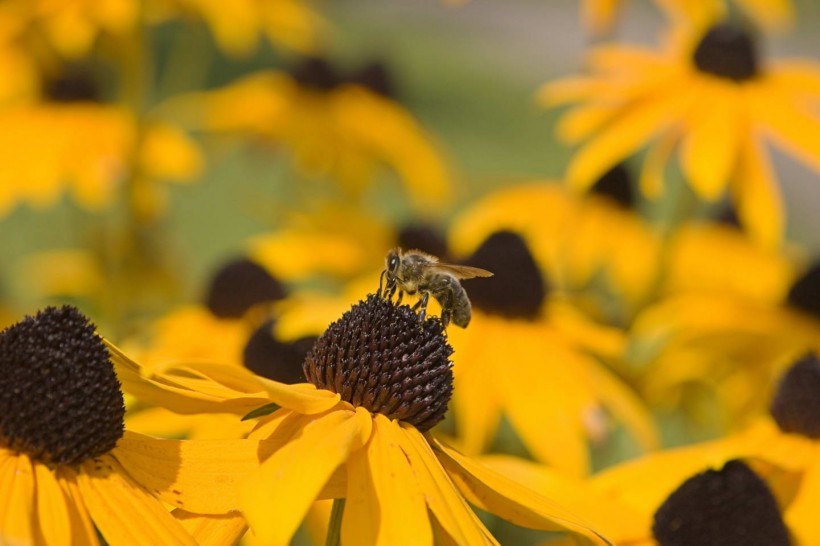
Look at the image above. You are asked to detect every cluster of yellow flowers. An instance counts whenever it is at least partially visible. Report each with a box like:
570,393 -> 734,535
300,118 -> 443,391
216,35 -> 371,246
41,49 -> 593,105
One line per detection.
0,0 -> 819,545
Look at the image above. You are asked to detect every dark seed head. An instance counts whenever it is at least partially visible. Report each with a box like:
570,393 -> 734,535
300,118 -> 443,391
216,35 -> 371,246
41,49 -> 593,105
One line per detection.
43,67 -> 101,103
692,23 -> 759,82
204,258 -> 287,319
303,294 -> 454,431
243,319 -> 312,384
787,262 -> 820,319
591,164 -> 635,209
653,459 -> 791,546
397,223 -> 449,260
0,306 -> 125,465
770,353 -> 820,438
291,57 -> 343,91
461,231 -> 547,320
348,61 -> 394,98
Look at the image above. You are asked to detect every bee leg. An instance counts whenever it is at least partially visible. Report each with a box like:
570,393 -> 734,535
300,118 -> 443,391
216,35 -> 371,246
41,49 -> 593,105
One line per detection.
415,292 -> 430,323
440,291 -> 452,328
377,270 -> 386,298
395,290 -> 404,305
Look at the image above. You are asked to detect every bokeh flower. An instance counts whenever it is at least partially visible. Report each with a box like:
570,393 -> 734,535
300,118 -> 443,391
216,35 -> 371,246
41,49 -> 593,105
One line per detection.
541,21 -> 820,246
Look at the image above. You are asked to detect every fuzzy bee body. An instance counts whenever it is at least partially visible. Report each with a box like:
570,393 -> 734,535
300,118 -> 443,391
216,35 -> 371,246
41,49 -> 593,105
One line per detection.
381,248 -> 493,328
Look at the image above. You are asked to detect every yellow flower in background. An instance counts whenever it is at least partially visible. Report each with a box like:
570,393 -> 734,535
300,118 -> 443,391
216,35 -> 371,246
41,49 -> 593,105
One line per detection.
630,261 -> 820,433
169,57 -> 452,211
447,170 -> 661,320
541,21 -> 820,247
445,229 -> 656,477
587,353 -> 820,545
0,306 -> 206,545
581,0 -> 794,35
113,295 -> 613,546
146,0 -> 324,57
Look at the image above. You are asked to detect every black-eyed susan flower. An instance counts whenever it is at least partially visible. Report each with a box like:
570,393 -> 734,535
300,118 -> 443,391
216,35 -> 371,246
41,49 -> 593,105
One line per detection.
446,229 -> 657,477
113,294 -> 614,545
585,353 -> 820,544
0,305 -> 209,544
540,21 -> 820,247
169,57 -> 452,211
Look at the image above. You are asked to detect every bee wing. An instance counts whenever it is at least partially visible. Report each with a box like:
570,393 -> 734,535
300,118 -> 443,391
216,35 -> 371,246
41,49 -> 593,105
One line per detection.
431,263 -> 494,279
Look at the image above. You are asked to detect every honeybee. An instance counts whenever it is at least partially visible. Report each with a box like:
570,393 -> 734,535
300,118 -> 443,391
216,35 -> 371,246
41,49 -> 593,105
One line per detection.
379,248 -> 493,328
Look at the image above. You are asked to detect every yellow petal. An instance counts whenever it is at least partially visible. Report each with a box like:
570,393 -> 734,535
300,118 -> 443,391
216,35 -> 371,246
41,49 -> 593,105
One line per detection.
566,76 -> 698,192
54,468 -> 100,546
736,0 -> 794,30
172,509 -> 248,546
0,451 -> 35,545
33,462 -> 71,546
140,122 -> 203,181
114,431 -> 273,514
536,77 -> 607,107
77,454 -> 197,546
256,379 -> 342,414
240,407 -> 372,546
639,129 -> 679,199
785,455 -> 820,544
579,0 -> 620,36
431,438 -> 613,546
748,81 -> 820,173
397,425 -> 494,545
731,132 -> 785,249
343,415 -> 432,546
556,103 -> 620,144
679,83 -> 741,200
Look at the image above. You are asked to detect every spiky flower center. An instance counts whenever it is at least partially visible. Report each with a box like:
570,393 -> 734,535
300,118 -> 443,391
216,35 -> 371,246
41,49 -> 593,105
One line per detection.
770,353 -> 820,438
303,294 -> 453,431
693,24 -> 759,82
0,306 -> 125,465
653,460 -> 790,546
204,258 -> 286,319
462,230 -> 546,320
43,66 -> 100,102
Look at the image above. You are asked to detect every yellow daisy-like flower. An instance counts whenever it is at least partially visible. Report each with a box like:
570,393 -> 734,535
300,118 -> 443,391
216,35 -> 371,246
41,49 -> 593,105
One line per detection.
581,0 -> 794,35
540,21 -> 820,247
114,294 -> 613,546
0,306 -> 210,545
171,57 -> 452,211
445,227 -> 657,477
584,353 -> 820,544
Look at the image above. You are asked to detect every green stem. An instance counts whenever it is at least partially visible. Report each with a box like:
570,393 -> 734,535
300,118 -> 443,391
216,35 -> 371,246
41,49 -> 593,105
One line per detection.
326,498 -> 346,546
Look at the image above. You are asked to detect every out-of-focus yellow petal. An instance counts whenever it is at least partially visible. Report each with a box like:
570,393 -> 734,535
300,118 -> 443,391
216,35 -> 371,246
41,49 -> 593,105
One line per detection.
734,0 -> 794,31
140,122 -> 203,182
114,431 -> 272,514
748,81 -> 820,173
0,451 -> 35,545
343,415 -> 432,546
478,455 -> 649,543
785,456 -> 820,544
640,129 -> 678,199
580,0 -> 620,36
33,461 -> 71,546
77,454 -> 197,546
556,103 -> 620,144
172,509 -> 248,546
679,82 -> 740,201
55,467 -> 100,546
14,249 -> 103,298
430,437 -> 613,546
240,407 -> 372,546
536,77 -> 607,107
732,132 -> 784,249
397,425 -> 492,545
566,76 -> 698,192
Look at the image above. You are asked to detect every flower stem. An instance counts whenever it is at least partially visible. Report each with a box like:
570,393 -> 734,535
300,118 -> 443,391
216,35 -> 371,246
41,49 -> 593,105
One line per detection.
326,498 -> 346,546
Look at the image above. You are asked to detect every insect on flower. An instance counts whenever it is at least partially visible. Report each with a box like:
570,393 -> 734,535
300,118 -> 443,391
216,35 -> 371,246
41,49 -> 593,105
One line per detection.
379,247 -> 493,328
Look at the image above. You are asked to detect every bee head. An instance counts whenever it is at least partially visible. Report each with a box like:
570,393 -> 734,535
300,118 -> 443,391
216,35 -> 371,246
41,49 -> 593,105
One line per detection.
385,249 -> 401,277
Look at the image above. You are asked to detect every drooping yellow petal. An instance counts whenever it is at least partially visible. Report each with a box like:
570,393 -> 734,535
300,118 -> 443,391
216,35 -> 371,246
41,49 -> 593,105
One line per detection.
33,461 -> 71,546
748,81 -> 820,173
54,467 -> 100,546
256,379 -> 342,414
343,415 -> 432,546
679,82 -> 741,201
240,407 -> 372,546
431,438 -> 614,546
785,455 -> 820,544
731,132 -> 784,248
566,76 -> 698,192
397,425 -> 492,545
639,129 -> 678,199
77,454 -> 197,546
0,452 -> 35,545
172,509 -> 248,546
114,431 -> 273,514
